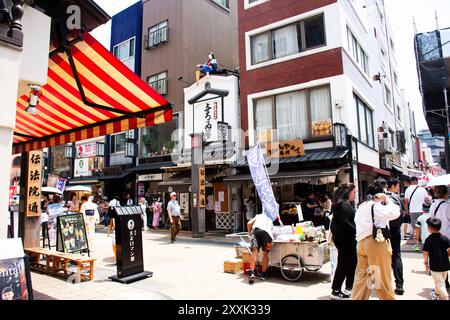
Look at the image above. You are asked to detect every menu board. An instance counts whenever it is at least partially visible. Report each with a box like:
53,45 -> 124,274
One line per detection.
57,214 -> 89,253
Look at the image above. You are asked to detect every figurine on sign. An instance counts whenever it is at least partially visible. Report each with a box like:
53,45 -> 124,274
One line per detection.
196,52 -> 219,84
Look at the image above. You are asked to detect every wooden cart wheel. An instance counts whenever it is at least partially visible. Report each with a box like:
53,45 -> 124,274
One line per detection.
280,255 -> 303,282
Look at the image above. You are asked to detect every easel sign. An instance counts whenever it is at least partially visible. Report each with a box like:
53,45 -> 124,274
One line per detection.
0,239 -> 33,301
56,213 -> 89,254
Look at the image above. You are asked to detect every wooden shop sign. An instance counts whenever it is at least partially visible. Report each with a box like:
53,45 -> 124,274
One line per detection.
267,140 -> 305,159
199,166 -> 206,208
26,151 -> 43,217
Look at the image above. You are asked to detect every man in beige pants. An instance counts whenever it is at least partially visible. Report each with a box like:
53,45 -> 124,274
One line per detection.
352,183 -> 401,300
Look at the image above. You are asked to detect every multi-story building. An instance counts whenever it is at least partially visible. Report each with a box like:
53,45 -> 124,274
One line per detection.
234,0 -> 417,203
418,130 -> 446,167
99,0 -> 239,205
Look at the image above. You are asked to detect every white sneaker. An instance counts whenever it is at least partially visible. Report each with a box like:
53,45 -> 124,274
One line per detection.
342,288 -> 352,296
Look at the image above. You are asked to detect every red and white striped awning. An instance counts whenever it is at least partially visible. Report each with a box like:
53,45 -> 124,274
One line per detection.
13,32 -> 172,154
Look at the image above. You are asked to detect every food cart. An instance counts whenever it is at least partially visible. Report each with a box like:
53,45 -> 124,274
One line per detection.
227,224 -> 329,282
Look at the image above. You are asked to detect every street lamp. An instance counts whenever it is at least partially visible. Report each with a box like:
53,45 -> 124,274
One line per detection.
333,123 -> 348,148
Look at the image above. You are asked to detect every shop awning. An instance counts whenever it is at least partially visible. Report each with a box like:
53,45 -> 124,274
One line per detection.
233,147 -> 349,167
358,163 -> 391,177
13,32 -> 172,154
223,165 -> 347,184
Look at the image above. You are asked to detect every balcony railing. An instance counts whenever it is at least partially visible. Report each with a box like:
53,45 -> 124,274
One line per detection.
0,0 -> 25,48
148,78 -> 168,95
144,26 -> 168,49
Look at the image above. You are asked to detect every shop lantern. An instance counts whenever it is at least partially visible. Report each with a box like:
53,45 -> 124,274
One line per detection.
64,144 -> 75,159
125,141 -> 137,158
125,129 -> 137,141
96,142 -> 105,157
333,122 -> 348,148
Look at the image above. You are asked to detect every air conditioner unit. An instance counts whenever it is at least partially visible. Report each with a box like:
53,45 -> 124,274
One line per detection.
379,138 -> 391,153
380,157 -> 393,169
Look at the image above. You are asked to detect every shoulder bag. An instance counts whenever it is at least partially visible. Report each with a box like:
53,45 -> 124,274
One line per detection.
407,186 -> 419,212
372,204 -> 391,242
432,200 -> 446,218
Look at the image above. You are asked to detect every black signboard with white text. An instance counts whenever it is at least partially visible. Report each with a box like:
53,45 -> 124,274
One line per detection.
109,207 -> 152,283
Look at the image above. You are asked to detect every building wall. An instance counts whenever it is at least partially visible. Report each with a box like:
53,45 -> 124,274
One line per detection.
141,0 -> 239,113
110,1 -> 143,75
239,2 -> 344,138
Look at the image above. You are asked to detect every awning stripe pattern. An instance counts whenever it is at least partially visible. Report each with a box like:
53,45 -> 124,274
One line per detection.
13,32 -> 172,154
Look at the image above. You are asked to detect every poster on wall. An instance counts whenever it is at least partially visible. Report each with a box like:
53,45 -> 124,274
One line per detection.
0,239 -> 32,301
76,142 -> 98,158
179,193 -> 189,217
57,214 -> 88,253
74,158 -> 90,177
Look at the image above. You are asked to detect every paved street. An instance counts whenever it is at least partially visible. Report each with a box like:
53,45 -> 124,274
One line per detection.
31,231 -> 442,300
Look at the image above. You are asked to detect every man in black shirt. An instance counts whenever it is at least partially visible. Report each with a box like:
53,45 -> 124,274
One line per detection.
386,178 -> 406,295
423,218 -> 450,300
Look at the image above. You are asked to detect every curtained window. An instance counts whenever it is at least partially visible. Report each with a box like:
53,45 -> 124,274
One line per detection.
251,32 -> 271,64
254,85 -> 332,144
255,98 -> 274,143
276,91 -> 308,140
273,24 -> 300,59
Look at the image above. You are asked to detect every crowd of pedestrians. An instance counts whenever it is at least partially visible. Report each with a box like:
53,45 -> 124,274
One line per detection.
328,177 -> 450,300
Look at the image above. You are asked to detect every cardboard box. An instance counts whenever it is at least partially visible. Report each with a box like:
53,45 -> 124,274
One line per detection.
242,251 -> 252,264
224,259 -> 243,274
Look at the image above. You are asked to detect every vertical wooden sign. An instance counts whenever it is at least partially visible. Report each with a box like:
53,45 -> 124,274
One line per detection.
199,166 -> 206,208
26,151 -> 43,217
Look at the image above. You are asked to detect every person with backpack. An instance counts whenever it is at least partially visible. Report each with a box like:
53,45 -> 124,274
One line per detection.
405,177 -> 428,247
386,178 -> 406,295
429,185 -> 450,289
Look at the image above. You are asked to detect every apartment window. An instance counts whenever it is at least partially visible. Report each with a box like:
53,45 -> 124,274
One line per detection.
110,132 -> 126,154
113,37 -> 135,71
147,71 -> 168,95
254,86 -> 332,143
211,0 -> 229,9
355,94 -> 375,148
397,104 -> 401,121
140,114 -> 179,158
250,14 -> 326,65
347,27 -> 369,75
384,85 -> 392,107
145,20 -> 168,49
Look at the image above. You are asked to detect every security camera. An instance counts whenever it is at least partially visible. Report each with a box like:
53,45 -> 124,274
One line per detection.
26,84 -> 42,114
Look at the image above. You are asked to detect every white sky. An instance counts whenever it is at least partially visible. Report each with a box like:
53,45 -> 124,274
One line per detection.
92,0 -> 450,131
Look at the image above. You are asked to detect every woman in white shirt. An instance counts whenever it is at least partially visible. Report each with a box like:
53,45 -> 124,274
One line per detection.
352,183 -> 401,300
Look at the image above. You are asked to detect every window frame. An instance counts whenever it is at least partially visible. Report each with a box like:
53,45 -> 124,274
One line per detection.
113,37 -> 135,61
147,71 -> 168,95
253,84 -> 332,144
146,20 -> 169,49
249,13 -> 326,67
110,132 -> 126,155
354,94 -> 375,148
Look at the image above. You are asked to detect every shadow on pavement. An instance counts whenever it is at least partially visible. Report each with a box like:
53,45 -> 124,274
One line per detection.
237,268 -> 331,288
33,290 -> 57,300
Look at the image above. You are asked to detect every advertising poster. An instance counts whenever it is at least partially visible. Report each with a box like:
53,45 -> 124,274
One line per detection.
58,214 -> 88,253
47,203 -> 64,247
0,258 -> 29,301
0,239 -> 31,301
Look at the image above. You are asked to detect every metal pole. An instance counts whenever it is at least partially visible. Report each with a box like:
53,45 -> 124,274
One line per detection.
444,87 -> 450,172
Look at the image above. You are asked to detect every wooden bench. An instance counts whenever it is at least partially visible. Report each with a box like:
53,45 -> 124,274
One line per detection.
25,248 -> 95,283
